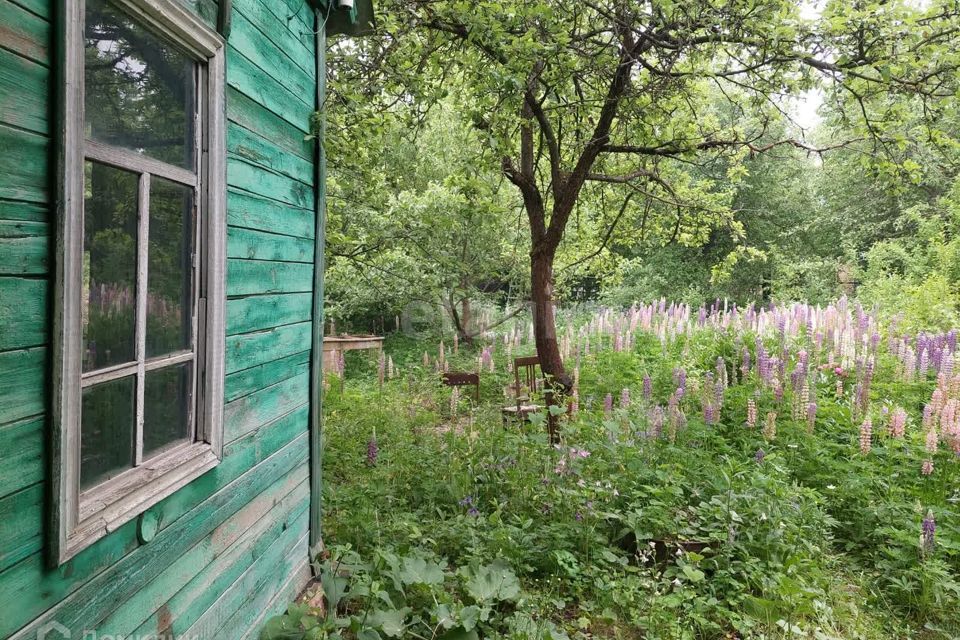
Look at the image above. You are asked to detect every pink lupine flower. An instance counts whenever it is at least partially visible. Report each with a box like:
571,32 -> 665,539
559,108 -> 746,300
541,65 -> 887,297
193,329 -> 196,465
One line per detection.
889,407 -> 907,438
604,393 -> 613,417
922,404 -> 935,431
642,374 -> 652,402
423,351 -> 430,368
859,416 -> 872,454
922,459 -> 934,476
925,427 -> 938,455
620,388 -> 631,409
746,398 -> 758,428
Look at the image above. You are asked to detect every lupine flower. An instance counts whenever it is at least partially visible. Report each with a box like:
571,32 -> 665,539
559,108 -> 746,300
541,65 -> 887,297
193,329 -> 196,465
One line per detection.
859,416 -> 872,454
604,393 -> 614,416
704,403 -> 717,426
649,405 -> 665,438
387,356 -> 395,379
754,449 -> 765,464
620,388 -> 631,409
422,351 -> 430,368
921,511 -> 936,554
923,404 -> 936,431
925,427 -> 938,455
450,387 -> 460,417
366,436 -> 378,466
889,407 -> 907,438
763,412 -> 777,441
922,459 -> 934,476
642,374 -> 652,401
377,351 -> 386,390
806,402 -> 817,434
746,398 -> 758,428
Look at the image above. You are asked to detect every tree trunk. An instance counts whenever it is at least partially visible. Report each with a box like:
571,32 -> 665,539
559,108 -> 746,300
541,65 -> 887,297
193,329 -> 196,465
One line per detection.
530,249 -> 566,383
531,247 -> 571,443
446,292 -> 474,345
460,295 -> 472,342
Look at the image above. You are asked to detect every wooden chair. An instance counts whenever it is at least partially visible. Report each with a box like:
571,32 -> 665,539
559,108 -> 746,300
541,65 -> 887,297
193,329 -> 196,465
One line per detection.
502,356 -> 543,423
441,371 -> 480,403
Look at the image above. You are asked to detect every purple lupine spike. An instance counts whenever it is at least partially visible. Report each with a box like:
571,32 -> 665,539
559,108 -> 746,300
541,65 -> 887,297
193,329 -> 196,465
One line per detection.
642,374 -> 652,402
922,511 -> 936,554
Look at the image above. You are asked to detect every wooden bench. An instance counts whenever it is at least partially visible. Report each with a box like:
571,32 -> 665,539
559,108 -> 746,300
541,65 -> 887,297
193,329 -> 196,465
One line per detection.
441,371 -> 480,403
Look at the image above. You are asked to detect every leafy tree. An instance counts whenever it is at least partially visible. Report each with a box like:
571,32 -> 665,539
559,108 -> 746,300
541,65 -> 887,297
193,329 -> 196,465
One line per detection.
328,0 -> 960,399
324,101 -> 528,340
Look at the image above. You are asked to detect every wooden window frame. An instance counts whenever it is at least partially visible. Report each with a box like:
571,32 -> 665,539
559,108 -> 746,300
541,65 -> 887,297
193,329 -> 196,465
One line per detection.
52,0 -> 226,565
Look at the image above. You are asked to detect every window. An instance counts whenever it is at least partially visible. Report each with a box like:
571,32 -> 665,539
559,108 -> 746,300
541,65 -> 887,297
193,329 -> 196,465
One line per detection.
53,0 -> 225,564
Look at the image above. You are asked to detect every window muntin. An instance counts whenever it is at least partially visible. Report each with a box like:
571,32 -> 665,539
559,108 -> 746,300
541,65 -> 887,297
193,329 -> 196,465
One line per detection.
55,0 -> 226,564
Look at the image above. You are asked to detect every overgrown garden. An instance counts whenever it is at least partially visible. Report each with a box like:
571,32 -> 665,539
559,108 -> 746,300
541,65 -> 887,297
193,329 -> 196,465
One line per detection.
265,0 -> 960,636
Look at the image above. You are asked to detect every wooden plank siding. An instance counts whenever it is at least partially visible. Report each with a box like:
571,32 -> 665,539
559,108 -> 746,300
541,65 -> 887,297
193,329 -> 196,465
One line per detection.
0,0 -> 323,635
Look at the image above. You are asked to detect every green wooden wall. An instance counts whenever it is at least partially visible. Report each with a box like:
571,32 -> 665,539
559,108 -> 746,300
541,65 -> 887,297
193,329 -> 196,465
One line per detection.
0,0 -> 322,636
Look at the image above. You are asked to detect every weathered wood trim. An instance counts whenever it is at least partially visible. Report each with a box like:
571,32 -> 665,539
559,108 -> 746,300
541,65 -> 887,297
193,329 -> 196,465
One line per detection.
201,39 -> 227,460
72,445 -> 219,554
51,0 -> 227,566
308,7 -> 326,559
85,140 -> 198,187
50,0 -> 85,568
109,0 -> 224,58
134,172 -> 150,466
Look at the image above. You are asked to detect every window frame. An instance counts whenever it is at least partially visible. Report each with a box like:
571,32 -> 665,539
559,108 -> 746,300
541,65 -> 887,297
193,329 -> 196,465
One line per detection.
52,0 -> 226,565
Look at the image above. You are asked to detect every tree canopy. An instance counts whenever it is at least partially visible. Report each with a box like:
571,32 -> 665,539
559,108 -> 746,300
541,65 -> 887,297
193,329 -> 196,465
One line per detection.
323,0 -> 960,386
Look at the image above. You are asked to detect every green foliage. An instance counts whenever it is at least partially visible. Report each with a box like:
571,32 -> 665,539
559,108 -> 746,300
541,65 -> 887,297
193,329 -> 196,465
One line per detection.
323,0 -> 959,327
262,314 -> 960,639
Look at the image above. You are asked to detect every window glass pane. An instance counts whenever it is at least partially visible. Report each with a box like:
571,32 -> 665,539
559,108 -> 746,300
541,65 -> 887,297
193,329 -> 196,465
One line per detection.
81,376 -> 135,489
144,363 -> 192,457
83,161 -> 138,372
84,0 -> 197,169
147,178 -> 195,357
